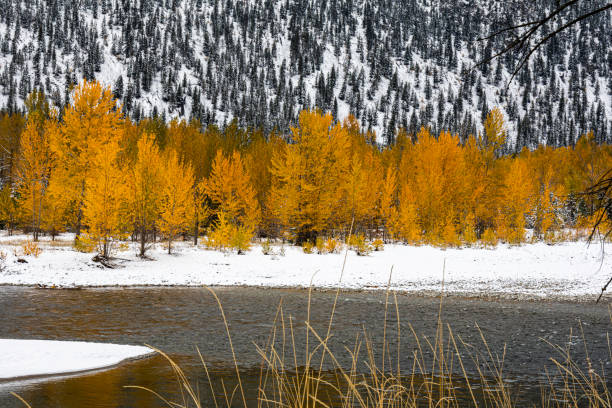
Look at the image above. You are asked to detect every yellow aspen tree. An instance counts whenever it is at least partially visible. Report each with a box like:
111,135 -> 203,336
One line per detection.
498,159 -> 533,244
354,149 -> 383,234
16,121 -> 52,241
534,165 -> 565,240
41,182 -> 66,241
159,151 -> 195,254
51,80 -> 124,240
480,107 -> 507,164
82,140 -> 127,259
341,153 -> 369,231
16,93 -> 57,241
379,166 -> 397,240
333,115 -> 362,230
126,133 -> 164,257
245,133 -> 284,236
204,150 -> 260,229
0,113 -> 25,235
390,185 -> 421,243
0,112 -> 26,187
163,119 -> 215,244
270,110 -> 341,243
441,214 -> 461,247
462,214 -> 478,245
402,128 -> 467,243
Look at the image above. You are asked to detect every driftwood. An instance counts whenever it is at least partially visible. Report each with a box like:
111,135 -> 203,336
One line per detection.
91,254 -> 116,269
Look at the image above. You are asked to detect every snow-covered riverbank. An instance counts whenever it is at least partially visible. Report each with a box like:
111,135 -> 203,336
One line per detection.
0,339 -> 152,381
0,233 -> 609,300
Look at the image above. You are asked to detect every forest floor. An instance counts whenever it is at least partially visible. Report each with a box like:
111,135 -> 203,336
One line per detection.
0,232 -> 609,301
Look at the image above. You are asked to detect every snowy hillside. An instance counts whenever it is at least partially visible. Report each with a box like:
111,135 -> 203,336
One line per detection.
0,0 -> 610,148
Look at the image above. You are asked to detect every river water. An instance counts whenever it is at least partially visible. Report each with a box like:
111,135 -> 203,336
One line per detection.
0,286 -> 610,407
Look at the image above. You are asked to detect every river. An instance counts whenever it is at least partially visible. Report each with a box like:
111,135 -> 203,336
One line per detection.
0,286 -> 610,407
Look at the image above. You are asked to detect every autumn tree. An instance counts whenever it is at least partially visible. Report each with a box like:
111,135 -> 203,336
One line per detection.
166,119 -> 217,244
378,166 -> 398,241
51,80 -> 124,240
397,128 -> 470,243
82,136 -> 127,259
159,151 -> 194,254
480,107 -> 507,164
16,92 -> 56,241
126,133 -> 164,257
270,110 -> 347,243
497,159 -> 534,244
0,112 -> 25,234
204,150 -> 260,230
0,112 -> 26,187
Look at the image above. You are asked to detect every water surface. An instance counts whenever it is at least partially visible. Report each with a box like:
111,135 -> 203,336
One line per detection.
0,286 -> 610,407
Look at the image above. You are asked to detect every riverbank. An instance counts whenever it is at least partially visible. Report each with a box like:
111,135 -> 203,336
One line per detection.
0,233 -> 609,301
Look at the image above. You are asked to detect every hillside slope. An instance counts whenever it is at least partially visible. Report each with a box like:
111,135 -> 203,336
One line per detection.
0,0 -> 610,148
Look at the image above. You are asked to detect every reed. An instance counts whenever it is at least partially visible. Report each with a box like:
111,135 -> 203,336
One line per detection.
119,285 -> 611,408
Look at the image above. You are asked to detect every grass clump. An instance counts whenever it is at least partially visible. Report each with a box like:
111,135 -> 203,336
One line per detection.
261,239 -> 273,255
325,237 -> 341,253
348,234 -> 372,256
372,238 -> 384,251
21,240 -> 42,257
302,241 -> 314,254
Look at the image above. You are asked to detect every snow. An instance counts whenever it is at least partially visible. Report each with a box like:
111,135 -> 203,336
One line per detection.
0,339 -> 152,381
0,233 -> 610,300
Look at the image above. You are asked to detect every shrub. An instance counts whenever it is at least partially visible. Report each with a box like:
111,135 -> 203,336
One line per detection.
261,239 -> 273,255
302,241 -> 314,254
22,240 -> 42,257
73,235 -> 97,253
230,225 -> 252,254
0,250 -> 6,272
208,212 -> 253,254
324,237 -> 341,253
481,228 -> 498,248
207,214 -> 232,252
348,234 -> 371,256
315,237 -> 326,254
372,238 -> 384,251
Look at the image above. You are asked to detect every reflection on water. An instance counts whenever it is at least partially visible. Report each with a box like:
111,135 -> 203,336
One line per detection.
0,286 -> 610,407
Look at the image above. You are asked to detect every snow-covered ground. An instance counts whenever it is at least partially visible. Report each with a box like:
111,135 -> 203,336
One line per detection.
0,339 -> 152,381
0,233 -> 610,300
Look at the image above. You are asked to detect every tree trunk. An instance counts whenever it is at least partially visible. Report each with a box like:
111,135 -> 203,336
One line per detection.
193,214 -> 199,245
139,225 -> 146,257
75,182 -> 85,240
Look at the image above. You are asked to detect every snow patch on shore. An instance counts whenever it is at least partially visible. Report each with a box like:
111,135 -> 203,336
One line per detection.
0,339 -> 152,381
0,233 -> 609,300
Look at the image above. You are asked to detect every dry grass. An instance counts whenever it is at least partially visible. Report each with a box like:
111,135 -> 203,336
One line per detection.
11,286 -> 610,408
121,257 -> 612,408
115,283 -> 611,408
